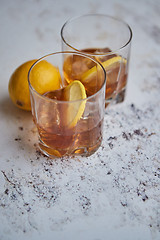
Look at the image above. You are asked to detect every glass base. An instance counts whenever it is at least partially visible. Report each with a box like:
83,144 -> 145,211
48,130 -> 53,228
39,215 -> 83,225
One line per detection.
114,88 -> 126,103
105,88 -> 126,107
38,137 -> 102,159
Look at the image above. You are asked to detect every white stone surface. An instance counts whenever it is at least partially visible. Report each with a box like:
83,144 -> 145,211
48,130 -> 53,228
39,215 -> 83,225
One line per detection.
0,0 -> 160,239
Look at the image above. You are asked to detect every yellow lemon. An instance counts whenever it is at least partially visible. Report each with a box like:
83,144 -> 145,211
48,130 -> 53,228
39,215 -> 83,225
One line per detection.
29,60 -> 61,95
63,80 -> 87,128
8,60 -> 61,111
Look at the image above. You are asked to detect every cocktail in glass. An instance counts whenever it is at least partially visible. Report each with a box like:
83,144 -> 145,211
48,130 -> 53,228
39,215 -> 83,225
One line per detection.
61,14 -> 132,106
28,51 -> 106,158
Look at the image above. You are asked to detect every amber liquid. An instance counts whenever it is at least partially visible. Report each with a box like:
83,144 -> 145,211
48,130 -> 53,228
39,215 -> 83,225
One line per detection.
63,48 -> 127,104
36,88 -> 103,158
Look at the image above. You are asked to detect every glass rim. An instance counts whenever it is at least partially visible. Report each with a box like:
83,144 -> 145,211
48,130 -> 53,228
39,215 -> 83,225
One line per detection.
28,51 -> 106,104
61,13 -> 133,56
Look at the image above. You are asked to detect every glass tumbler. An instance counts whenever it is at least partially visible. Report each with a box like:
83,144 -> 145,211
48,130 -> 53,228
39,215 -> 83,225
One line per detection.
61,14 -> 132,106
28,51 -> 106,158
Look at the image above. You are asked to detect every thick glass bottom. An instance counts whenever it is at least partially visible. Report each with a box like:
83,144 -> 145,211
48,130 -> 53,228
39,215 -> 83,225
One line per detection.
105,88 -> 126,108
38,136 -> 102,159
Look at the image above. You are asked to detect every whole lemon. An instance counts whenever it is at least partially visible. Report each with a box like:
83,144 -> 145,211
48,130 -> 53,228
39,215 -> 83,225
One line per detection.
8,60 -> 61,111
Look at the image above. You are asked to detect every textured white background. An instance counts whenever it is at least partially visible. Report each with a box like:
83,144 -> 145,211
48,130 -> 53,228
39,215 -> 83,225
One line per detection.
0,0 -> 160,239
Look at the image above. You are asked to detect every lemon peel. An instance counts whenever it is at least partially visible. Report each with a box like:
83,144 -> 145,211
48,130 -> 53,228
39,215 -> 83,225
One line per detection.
8,60 -> 37,111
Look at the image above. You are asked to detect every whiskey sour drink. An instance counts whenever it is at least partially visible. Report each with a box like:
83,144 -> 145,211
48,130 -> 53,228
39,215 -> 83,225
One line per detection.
28,52 -> 106,158
61,14 -> 132,106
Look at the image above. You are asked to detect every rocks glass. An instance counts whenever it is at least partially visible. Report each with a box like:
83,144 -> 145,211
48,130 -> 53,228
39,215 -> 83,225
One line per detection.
28,51 -> 106,158
61,14 -> 132,106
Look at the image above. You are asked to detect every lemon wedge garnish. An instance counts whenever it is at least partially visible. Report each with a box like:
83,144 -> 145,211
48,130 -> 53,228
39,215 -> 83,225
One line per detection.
81,56 -> 126,83
63,80 -> 87,128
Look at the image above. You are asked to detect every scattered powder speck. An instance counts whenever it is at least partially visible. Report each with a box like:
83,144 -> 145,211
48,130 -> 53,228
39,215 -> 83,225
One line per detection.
0,101 -> 160,237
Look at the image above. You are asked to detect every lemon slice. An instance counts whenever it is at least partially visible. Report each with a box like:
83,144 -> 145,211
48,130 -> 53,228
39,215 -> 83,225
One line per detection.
81,56 -> 126,83
63,80 -> 87,128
